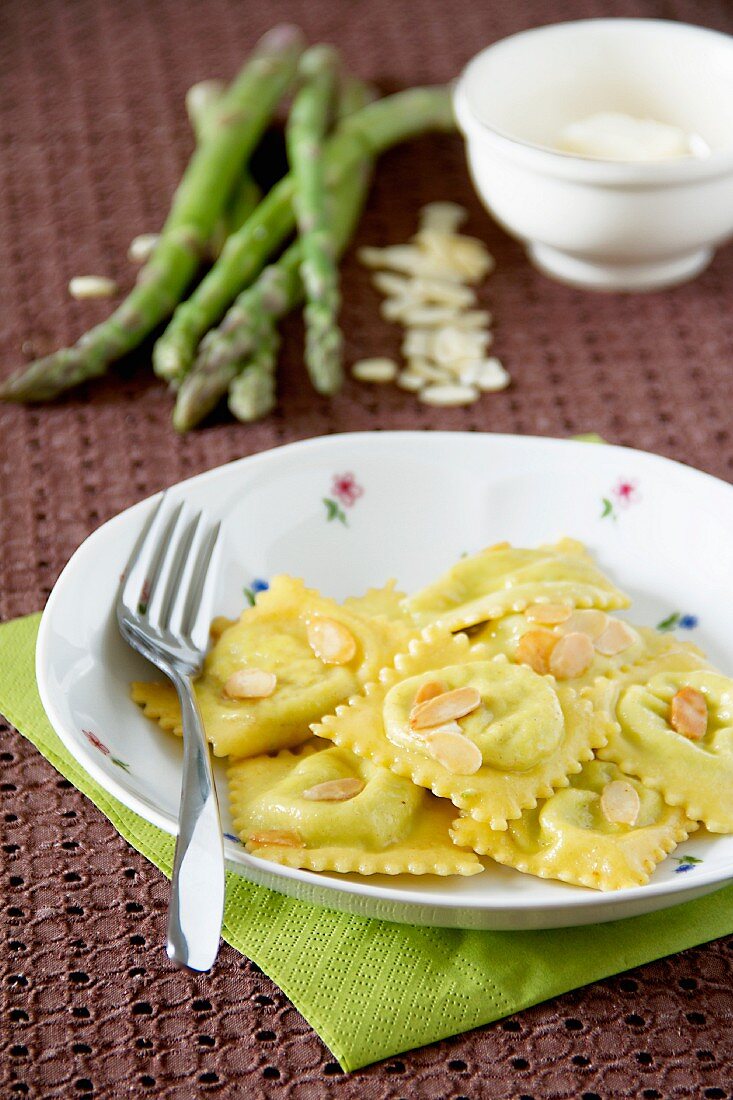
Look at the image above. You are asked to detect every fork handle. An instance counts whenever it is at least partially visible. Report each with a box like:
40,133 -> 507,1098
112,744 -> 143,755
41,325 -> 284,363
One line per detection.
166,672 -> 225,972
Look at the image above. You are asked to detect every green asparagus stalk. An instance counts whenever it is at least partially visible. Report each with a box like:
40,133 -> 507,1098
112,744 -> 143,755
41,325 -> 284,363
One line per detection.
186,79 -> 262,257
173,79 -> 375,431
286,45 -> 342,395
0,25 -> 304,403
153,85 -> 456,384
227,324 -> 281,422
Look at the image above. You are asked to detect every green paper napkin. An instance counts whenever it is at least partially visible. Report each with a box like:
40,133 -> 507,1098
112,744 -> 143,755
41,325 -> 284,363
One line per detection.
2,614 -> 732,1071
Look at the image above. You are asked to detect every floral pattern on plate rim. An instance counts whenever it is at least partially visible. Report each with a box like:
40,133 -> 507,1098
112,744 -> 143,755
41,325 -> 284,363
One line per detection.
243,578 -> 269,606
601,478 -> 640,521
323,472 -> 364,526
83,730 -> 130,772
672,854 -> 703,874
656,612 -> 699,633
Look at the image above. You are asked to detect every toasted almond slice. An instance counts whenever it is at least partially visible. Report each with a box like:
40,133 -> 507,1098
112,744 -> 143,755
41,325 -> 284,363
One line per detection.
423,728 -> 483,775
414,679 -> 448,705
396,370 -> 426,392
302,777 -> 365,802
525,603 -> 573,625
474,356 -> 510,392
560,609 -> 609,640
419,383 -> 479,407
670,686 -> 708,740
224,668 -> 277,699
549,632 -> 595,680
410,686 -> 482,729
419,201 -> 468,234
248,829 -> 303,848
594,618 -> 636,656
128,232 -> 159,263
600,780 -> 641,826
307,618 -> 357,665
351,357 -> 397,383
358,244 -> 427,275
372,270 -> 412,298
515,629 -> 557,676
432,326 -> 491,366
69,275 -> 118,299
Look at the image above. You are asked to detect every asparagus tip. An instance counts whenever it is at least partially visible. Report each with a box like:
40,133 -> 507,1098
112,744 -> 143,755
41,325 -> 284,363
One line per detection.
261,24 -> 306,51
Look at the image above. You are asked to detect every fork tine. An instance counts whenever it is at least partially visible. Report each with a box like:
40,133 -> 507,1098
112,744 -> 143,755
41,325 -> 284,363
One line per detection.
145,503 -> 188,632
183,521 -> 222,651
140,501 -> 186,629
165,512 -> 205,639
118,493 -> 169,617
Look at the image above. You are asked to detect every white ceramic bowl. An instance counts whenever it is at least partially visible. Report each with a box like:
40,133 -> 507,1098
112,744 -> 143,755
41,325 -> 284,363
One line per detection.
36,432 -> 733,931
454,19 -> 733,291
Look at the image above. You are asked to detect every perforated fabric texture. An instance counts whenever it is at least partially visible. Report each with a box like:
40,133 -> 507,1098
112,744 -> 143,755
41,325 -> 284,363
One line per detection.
2,0 -> 733,1096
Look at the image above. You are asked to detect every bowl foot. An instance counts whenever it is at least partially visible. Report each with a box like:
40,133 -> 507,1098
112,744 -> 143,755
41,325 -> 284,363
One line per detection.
527,243 -> 713,292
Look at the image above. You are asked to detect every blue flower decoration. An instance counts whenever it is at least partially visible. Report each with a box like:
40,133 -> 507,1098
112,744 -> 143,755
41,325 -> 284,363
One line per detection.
223,832 -> 243,845
679,614 -> 699,630
243,578 -> 269,606
672,854 -> 702,873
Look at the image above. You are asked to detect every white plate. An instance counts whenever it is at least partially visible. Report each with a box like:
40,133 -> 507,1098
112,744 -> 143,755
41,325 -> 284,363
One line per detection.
37,432 -> 733,930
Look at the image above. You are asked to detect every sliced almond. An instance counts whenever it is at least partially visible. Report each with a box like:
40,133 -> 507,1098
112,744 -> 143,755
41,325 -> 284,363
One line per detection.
560,609 -> 609,640
670,686 -> 708,740
549,632 -> 595,679
414,679 -> 447,705
525,603 -> 572,625
302,777 -> 365,802
515,629 -> 557,676
247,829 -> 303,848
224,668 -> 277,699
410,686 -> 481,730
423,728 -> 483,775
594,619 -> 636,656
307,618 -> 357,665
600,780 -> 641,826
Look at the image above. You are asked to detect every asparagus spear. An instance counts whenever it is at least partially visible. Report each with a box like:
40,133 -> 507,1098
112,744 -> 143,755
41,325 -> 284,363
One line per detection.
173,79 -> 374,431
286,45 -> 342,395
227,324 -> 281,422
186,79 -> 262,257
0,25 -> 304,403
153,86 -> 456,384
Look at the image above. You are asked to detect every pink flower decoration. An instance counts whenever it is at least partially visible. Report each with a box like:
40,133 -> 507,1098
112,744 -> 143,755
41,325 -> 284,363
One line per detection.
331,473 -> 364,508
83,729 -> 110,755
613,479 -> 639,507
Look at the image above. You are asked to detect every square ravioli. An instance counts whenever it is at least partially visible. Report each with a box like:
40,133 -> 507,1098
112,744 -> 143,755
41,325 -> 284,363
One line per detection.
600,663 -> 733,833
313,627 -> 612,829
403,538 -> 630,631
132,575 -> 417,758
451,759 -> 696,891
228,741 -> 482,876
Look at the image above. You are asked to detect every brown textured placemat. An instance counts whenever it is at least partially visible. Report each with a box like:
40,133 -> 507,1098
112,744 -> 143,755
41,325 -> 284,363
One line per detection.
2,0 -> 733,1096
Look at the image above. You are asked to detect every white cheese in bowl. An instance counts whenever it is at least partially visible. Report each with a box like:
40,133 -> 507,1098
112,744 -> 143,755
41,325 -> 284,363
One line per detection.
557,111 -> 704,161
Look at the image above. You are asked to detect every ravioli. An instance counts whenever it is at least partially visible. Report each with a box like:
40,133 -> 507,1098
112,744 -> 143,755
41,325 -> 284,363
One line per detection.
314,628 -> 612,829
342,579 -> 411,623
132,575 -> 417,758
451,759 -> 695,891
601,667 -> 733,833
473,612 -> 683,688
403,539 -> 630,631
228,741 -> 482,876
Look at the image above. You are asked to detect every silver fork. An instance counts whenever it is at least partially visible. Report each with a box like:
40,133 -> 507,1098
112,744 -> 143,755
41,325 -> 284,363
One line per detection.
117,494 -> 225,972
